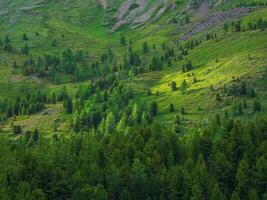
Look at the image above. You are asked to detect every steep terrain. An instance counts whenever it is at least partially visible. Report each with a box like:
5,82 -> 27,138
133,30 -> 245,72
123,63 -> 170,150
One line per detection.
0,0 -> 267,133
0,0 -> 267,199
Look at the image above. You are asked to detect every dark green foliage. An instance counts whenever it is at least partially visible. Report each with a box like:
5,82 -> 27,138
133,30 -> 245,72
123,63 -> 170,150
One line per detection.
250,88 -> 256,97
185,15 -> 190,23
235,21 -> 242,32
0,115 -> 266,199
173,114 -> 181,133
51,39 -> 58,47
253,101 -> 261,112
13,125 -> 22,134
63,96 -> 73,113
181,106 -> 185,115
181,80 -> 187,94
216,93 -> 221,101
226,81 -> 255,97
232,102 -> 243,116
33,128 -> 39,143
146,89 -> 152,96
120,36 -> 126,46
223,17 -> 267,33
171,81 -> 177,91
243,99 -> 247,109
129,52 -> 141,66
0,91 -> 48,120
192,77 -> 197,83
4,35 -> 11,43
22,33 -> 29,41
149,101 -> 158,116
169,103 -> 175,112
142,42 -> 149,54
206,33 -> 217,40
21,43 -> 29,55
240,82 -> 247,95
182,60 -> 193,72
12,61 -> 18,68
151,56 -> 162,71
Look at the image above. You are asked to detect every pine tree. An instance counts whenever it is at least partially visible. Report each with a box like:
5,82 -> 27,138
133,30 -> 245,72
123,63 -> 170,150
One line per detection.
105,112 -> 115,135
132,104 -> 141,124
171,81 -> 177,91
173,114 -> 181,133
149,102 -> 158,117
210,183 -> 226,200
22,33 -> 28,41
243,99 -> 247,109
211,152 -> 232,192
4,35 -> 10,44
21,44 -> 29,55
51,39 -> 57,47
236,158 -> 250,199
181,80 -> 187,94
33,128 -> 39,143
250,88 -> 256,97
231,191 -> 240,200
169,104 -> 175,112
116,114 -> 127,134
64,96 -> 73,113
240,82 -> 247,95
13,125 -> 22,135
216,93 -> 221,101
142,42 -> 149,54
30,189 -> 46,200
151,56 -> 162,71
253,101 -> 261,112
181,107 -> 185,115
248,189 -> 259,200
12,61 -> 18,68
141,111 -> 152,125
120,36 -> 126,46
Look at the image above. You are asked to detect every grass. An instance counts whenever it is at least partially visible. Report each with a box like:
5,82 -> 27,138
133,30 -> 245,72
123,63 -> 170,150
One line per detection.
133,28 -> 267,127
0,0 -> 266,133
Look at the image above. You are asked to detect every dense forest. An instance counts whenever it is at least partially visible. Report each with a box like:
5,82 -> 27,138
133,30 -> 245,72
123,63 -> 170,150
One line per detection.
0,115 -> 267,200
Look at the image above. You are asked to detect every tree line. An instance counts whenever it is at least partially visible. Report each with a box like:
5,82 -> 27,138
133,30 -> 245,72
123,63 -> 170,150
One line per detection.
0,115 -> 266,200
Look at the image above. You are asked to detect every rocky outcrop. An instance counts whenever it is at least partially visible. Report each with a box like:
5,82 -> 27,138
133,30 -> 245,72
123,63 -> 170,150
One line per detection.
180,7 -> 253,40
111,0 -> 175,31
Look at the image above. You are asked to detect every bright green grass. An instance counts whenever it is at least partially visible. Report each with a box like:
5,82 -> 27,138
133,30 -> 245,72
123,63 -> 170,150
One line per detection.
134,29 -> 267,126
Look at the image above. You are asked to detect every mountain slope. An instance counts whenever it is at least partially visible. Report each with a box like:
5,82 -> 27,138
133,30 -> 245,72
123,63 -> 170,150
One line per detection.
0,0 -> 266,133
0,1 -> 267,200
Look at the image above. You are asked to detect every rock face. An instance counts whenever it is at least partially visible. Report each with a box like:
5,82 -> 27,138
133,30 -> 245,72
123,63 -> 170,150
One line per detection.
98,0 -> 107,9
180,7 -> 253,40
110,0 -> 174,31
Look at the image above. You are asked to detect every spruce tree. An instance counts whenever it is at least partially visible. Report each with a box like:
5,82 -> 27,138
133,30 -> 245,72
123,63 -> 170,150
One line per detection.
22,33 -> 28,41
149,102 -> 158,117
33,128 -> 39,142
169,104 -> 175,112
253,101 -> 261,112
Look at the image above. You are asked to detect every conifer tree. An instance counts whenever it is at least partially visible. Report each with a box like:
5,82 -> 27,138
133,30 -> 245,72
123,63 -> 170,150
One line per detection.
143,42 -> 149,54
22,33 -> 28,41
171,81 -> 177,91
33,128 -> 39,142
120,36 -> 126,46
105,112 -> 115,135
253,101 -> 261,112
149,102 -> 158,117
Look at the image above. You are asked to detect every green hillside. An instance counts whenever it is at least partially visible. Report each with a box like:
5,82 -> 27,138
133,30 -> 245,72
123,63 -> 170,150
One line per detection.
0,0 -> 267,199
